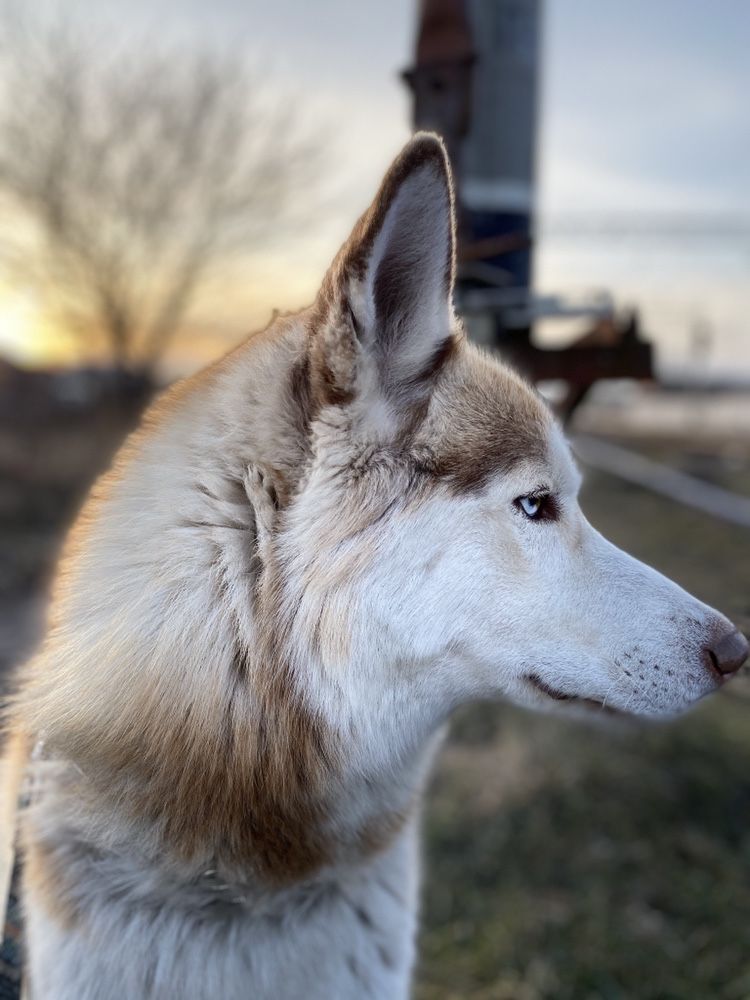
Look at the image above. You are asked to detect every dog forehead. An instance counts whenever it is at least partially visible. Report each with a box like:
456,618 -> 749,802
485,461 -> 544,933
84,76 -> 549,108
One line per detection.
417,343 -> 554,492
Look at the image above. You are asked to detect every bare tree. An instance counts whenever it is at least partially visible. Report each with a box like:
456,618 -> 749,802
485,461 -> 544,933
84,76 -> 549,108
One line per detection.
0,5 -> 322,376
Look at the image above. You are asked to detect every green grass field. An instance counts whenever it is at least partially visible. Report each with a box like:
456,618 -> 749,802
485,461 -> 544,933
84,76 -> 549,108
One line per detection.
416,464 -> 750,1000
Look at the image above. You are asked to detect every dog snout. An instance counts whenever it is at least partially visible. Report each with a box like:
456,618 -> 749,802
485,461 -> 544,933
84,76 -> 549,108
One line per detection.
704,628 -> 749,679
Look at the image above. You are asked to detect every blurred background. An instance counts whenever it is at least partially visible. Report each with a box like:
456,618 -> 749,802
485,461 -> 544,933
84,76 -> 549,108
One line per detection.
0,1 -> 748,996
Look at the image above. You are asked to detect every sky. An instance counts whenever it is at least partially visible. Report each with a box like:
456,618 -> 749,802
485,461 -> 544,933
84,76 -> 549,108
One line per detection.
1,0 -> 748,376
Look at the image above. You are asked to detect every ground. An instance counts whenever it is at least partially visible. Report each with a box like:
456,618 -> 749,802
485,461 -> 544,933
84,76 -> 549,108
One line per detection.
0,405 -> 748,999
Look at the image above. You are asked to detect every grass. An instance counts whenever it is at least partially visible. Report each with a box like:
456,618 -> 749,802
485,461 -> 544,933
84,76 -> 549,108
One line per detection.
416,464 -> 750,999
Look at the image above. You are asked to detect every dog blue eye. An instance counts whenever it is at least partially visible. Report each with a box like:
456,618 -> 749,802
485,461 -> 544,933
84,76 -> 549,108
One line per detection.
515,493 -> 557,521
519,496 -> 542,518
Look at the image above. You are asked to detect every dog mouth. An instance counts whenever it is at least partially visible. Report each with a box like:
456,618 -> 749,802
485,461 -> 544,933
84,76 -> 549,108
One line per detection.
525,673 -> 622,716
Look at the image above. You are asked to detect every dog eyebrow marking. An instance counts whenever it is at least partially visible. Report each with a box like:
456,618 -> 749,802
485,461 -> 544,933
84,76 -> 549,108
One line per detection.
409,346 -> 552,494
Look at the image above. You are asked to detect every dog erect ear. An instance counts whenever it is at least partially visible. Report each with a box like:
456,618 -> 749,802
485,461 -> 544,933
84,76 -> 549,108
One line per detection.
313,133 -> 458,422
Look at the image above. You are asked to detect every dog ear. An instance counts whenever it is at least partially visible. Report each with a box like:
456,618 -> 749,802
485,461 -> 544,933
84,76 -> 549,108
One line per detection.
313,132 -> 458,424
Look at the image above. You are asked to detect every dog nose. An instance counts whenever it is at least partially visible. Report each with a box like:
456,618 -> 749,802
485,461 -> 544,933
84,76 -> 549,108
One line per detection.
706,629 -> 749,677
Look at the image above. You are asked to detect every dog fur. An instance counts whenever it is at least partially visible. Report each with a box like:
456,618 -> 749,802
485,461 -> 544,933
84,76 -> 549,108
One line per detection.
7,133 -> 745,998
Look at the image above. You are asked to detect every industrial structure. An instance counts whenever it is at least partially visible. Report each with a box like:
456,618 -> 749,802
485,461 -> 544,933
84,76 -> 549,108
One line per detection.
403,0 -> 653,416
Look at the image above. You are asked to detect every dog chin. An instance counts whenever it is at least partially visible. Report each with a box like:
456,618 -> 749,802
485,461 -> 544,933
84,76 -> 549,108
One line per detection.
632,688 -> 719,722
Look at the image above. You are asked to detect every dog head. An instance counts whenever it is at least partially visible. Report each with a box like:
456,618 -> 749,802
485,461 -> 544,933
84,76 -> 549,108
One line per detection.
267,133 -> 747,726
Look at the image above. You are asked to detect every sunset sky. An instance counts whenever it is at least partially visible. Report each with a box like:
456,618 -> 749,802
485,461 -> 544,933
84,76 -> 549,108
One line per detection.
1,0 -> 748,376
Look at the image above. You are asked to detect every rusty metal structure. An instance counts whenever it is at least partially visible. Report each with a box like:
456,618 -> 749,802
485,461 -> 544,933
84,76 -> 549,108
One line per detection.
403,0 -> 653,416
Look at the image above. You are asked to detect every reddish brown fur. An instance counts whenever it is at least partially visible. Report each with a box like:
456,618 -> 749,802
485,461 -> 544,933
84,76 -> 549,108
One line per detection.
414,354 -> 551,493
54,646 -> 339,884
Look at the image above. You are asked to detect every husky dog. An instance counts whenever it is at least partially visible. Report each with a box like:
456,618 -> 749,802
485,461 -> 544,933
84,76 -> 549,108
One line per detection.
8,134 -> 748,999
